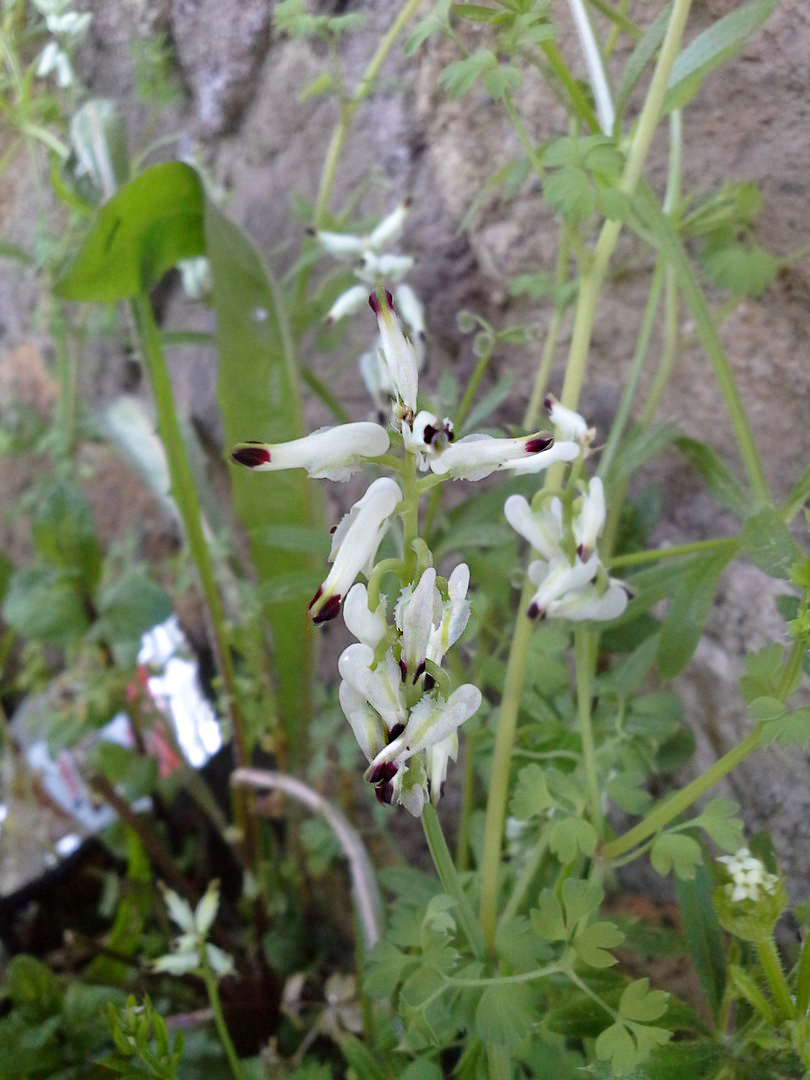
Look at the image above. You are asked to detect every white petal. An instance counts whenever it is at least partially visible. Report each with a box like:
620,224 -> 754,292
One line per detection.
429,433 -> 556,481
426,564 -> 471,666
428,732 -> 458,805
359,343 -> 395,412
545,396 -> 589,441
162,888 -> 195,933
343,584 -> 387,648
310,477 -> 402,622
399,779 -> 427,817
232,423 -> 389,481
360,252 -> 414,281
397,568 -> 438,682
394,283 -> 425,337
36,40 -> 60,77
338,643 -> 406,731
325,284 -> 369,323
339,680 -> 387,761
527,554 -> 599,618
193,882 -> 220,937
546,581 -> 628,622
505,440 -> 581,475
574,477 -> 606,556
315,229 -> 366,257
504,495 -> 563,560
153,952 -> 199,975
371,684 -> 481,769
206,944 -> 235,977
368,202 -> 409,249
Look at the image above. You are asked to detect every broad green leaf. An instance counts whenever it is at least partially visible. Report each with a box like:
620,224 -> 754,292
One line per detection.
439,49 -> 497,98
549,816 -> 597,863
595,1019 -> 671,1076
596,632 -> 660,696
405,0 -> 452,55
656,549 -> 734,678
543,166 -> 595,223
474,982 -> 534,1050
761,706 -> 810,747
573,921 -> 624,968
3,566 -> 89,644
495,915 -> 550,972
675,865 -> 726,1020
32,482 -> 101,590
675,436 -> 750,518
509,763 -> 554,820
365,940 -> 417,998
482,63 -> 522,100
606,770 -> 652,815
452,3 -> 499,20
663,0 -> 776,113
703,243 -> 777,297
693,797 -> 744,852
54,163 -> 204,301
616,3 -> 673,113
739,644 -> 789,702
618,978 -> 669,1022
206,197 -> 316,762
7,955 -> 63,1014
249,524 -> 330,556
651,832 -> 702,880
741,506 -> 798,579
338,1035 -> 389,1080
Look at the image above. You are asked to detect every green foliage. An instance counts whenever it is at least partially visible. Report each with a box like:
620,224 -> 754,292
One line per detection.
675,865 -> 727,1020
274,0 -> 364,39
675,436 -> 750,518
101,995 -> 184,1078
741,506 -> 799,580
656,548 -> 736,678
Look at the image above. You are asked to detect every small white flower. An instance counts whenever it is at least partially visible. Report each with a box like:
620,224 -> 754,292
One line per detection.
338,643 -> 406,732
231,422 -> 390,482
357,251 -> 414,282
153,882 -> 234,978
393,283 -> 425,338
543,579 -> 629,622
313,201 -> 409,260
426,563 -> 471,667
36,40 -> 73,87
574,477 -> 606,558
718,847 -> 779,903
369,289 -> 419,423
46,10 -> 91,36
526,553 -> 600,619
338,679 -> 388,762
309,477 -> 402,623
429,432 -> 565,482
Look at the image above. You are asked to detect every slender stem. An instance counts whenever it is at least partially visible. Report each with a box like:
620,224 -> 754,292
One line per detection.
443,963 -> 561,988
313,0 -> 423,227
597,258 -> 664,478
575,627 -> 602,835
524,228 -> 571,431
455,722 -> 478,873
536,43 -> 600,133
608,536 -> 738,569
422,803 -> 486,960
480,580 -> 534,951
640,262 -> 678,424
585,0 -> 642,40
502,92 -> 544,179
755,937 -> 795,1020
456,347 -> 494,430
201,965 -> 244,1080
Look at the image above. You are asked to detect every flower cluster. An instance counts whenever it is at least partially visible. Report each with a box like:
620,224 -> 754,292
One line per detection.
231,284 -> 622,811
338,565 -> 480,814
34,0 -> 92,89
152,881 -> 234,978
718,848 -> 779,903
505,401 -> 630,622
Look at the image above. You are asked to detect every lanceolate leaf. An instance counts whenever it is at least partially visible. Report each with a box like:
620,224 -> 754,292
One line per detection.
54,163 -> 205,301
206,199 -> 317,762
675,865 -> 727,1021
656,548 -> 735,678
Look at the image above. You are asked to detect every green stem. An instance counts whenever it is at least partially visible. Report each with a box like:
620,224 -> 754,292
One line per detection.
201,965 -> 244,1080
585,0 -> 642,40
455,722 -> 478,873
479,580 -> 534,951
575,626 -> 602,836
640,262 -> 678,424
502,92 -> 544,179
755,936 -> 794,1020
523,227 -> 571,430
422,803 -> 486,960
608,536 -> 738,569
487,1045 -> 512,1080
456,347 -> 494,430
537,42 -> 600,132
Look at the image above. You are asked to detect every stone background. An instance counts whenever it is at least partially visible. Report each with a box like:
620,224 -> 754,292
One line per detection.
1,1 -> 808,891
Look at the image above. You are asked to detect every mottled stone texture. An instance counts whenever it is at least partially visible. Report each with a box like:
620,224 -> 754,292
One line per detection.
0,1 -> 808,885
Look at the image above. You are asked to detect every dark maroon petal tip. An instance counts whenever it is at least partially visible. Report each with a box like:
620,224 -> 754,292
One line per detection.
310,591 -> 342,624
232,445 -> 271,468
375,781 -> 395,805
388,722 -> 405,741
527,602 -> 540,620
305,226 -> 316,237
368,292 -> 381,315
369,761 -> 398,786
525,435 -> 554,455
423,673 -> 436,692
621,583 -> 635,599
399,658 -> 408,682
543,396 -> 554,413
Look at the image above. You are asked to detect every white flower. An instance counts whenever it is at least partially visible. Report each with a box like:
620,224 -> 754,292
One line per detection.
429,432 -> 577,482
153,881 -> 234,978
367,202 -> 409,249
527,553 -> 601,619
46,10 -> 91,35
313,202 -> 409,261
393,283 -> 425,338
369,289 -> 419,422
231,422 -> 389,482
574,477 -> 606,558
309,477 -> 402,623
544,579 -> 629,621
357,251 -> 414,282
504,494 -> 564,561
338,643 -> 406,734
177,256 -> 212,301
719,847 -> 779,903
36,40 -> 73,86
